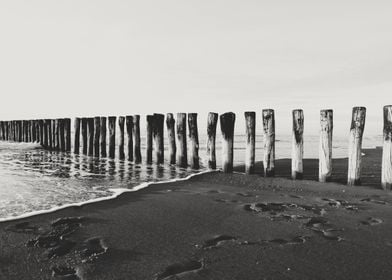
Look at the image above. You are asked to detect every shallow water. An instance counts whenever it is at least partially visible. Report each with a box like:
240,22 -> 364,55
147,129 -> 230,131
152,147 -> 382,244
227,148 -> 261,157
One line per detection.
0,133 -> 382,220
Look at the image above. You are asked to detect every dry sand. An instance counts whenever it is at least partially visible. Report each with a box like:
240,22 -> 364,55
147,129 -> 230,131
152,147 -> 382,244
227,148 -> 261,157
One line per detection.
1,148 -> 392,280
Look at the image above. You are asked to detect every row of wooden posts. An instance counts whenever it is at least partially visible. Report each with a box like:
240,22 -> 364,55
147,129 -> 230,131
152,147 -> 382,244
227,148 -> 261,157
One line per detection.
0,106 -> 392,190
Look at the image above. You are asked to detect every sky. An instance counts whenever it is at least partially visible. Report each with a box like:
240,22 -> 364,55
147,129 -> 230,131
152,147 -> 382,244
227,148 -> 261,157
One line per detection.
0,0 -> 391,137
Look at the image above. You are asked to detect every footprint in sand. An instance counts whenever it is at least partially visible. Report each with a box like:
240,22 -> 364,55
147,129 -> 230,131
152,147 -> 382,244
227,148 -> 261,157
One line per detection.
51,265 -> 80,279
360,217 -> 383,226
199,235 -> 237,249
155,260 -> 203,280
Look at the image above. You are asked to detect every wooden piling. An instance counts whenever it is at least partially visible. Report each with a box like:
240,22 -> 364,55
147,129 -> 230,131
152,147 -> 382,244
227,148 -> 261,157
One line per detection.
87,118 -> 94,156
65,118 -> 71,152
118,116 -> 125,160
319,110 -> 333,182
176,113 -> 187,168
93,117 -> 101,157
146,115 -> 153,164
74,118 -> 81,154
100,117 -> 107,157
347,107 -> 366,186
32,120 -> 36,142
133,115 -> 141,163
382,105 -> 392,190
166,113 -> 176,164
220,112 -> 236,173
188,113 -> 199,169
292,109 -> 304,180
51,120 -> 56,150
81,118 -> 88,155
245,111 -> 256,174
43,120 -> 48,148
46,119 -> 52,149
59,119 -> 66,151
126,116 -> 133,161
207,112 -> 219,169
153,114 -> 165,164
262,109 -> 275,177
108,116 -> 116,159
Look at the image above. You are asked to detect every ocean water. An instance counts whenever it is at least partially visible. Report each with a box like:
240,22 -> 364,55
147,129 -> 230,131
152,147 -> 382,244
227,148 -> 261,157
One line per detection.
0,133 -> 382,221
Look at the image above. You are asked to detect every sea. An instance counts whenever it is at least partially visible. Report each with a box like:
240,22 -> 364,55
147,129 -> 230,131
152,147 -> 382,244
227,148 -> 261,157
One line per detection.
0,133 -> 382,221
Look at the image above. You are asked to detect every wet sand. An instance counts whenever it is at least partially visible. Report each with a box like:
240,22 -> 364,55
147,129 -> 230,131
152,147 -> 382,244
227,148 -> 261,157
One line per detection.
1,148 -> 392,280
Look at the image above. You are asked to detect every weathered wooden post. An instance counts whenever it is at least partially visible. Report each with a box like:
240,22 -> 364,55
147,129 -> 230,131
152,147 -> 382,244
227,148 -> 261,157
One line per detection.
43,120 -> 48,148
382,105 -> 392,190
133,115 -> 142,163
108,116 -> 116,159
22,120 -> 26,142
245,111 -> 256,174
176,113 -> 187,168
29,120 -> 33,142
292,109 -> 304,180
38,120 -> 44,146
319,110 -> 333,182
87,118 -> 94,156
347,107 -> 366,186
51,119 -> 56,150
46,119 -> 52,149
92,117 -> 100,157
188,113 -> 199,169
262,109 -> 275,177
220,112 -> 236,173
146,115 -> 153,164
65,118 -> 71,152
32,120 -> 36,142
100,117 -> 107,157
55,119 -> 61,150
166,113 -> 176,164
207,112 -> 218,169
82,118 -> 88,155
74,117 -> 81,154
126,116 -> 133,161
118,116 -> 125,160
153,114 -> 165,164
59,119 -> 66,151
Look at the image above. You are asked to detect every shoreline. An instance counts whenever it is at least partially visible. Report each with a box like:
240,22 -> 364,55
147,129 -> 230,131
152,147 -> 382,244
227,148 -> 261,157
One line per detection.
1,147 -> 391,279
0,148 -> 382,223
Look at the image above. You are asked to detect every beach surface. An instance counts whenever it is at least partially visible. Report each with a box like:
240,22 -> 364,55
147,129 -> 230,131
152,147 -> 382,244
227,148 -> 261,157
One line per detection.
1,148 -> 392,280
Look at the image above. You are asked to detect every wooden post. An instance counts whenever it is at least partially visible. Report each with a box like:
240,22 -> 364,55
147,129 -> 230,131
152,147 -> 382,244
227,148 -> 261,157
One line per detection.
93,117 -> 100,157
32,120 -> 36,142
126,116 -> 133,161
146,115 -> 153,164
166,113 -> 176,164
347,107 -> 366,186
153,113 -> 164,164
82,118 -> 88,155
207,113 -> 218,169
46,119 -> 52,149
133,115 -> 141,163
22,120 -> 26,142
176,113 -> 187,168
382,105 -> 392,190
262,109 -> 275,177
292,109 -> 304,180
65,118 -> 71,152
100,117 -> 107,157
188,113 -> 199,169
43,120 -> 48,148
29,120 -> 33,142
245,111 -> 256,174
74,117 -> 81,154
118,116 -> 125,160
108,116 -> 116,159
319,110 -> 333,182
59,119 -> 66,151
38,120 -> 44,146
220,112 -> 236,173
51,120 -> 56,150
87,118 -> 94,156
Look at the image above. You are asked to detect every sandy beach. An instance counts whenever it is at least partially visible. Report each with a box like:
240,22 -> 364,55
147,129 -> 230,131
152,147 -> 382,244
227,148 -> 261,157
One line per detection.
1,148 -> 392,280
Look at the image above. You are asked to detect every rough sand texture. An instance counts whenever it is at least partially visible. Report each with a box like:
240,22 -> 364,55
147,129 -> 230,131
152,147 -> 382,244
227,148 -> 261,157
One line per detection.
1,148 -> 392,280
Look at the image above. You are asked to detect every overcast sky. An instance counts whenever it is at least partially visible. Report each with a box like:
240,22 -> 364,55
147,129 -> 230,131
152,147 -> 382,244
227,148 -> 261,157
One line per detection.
0,0 -> 391,137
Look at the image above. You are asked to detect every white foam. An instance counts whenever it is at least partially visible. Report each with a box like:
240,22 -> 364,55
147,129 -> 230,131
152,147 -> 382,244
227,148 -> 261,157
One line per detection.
0,169 -> 215,223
